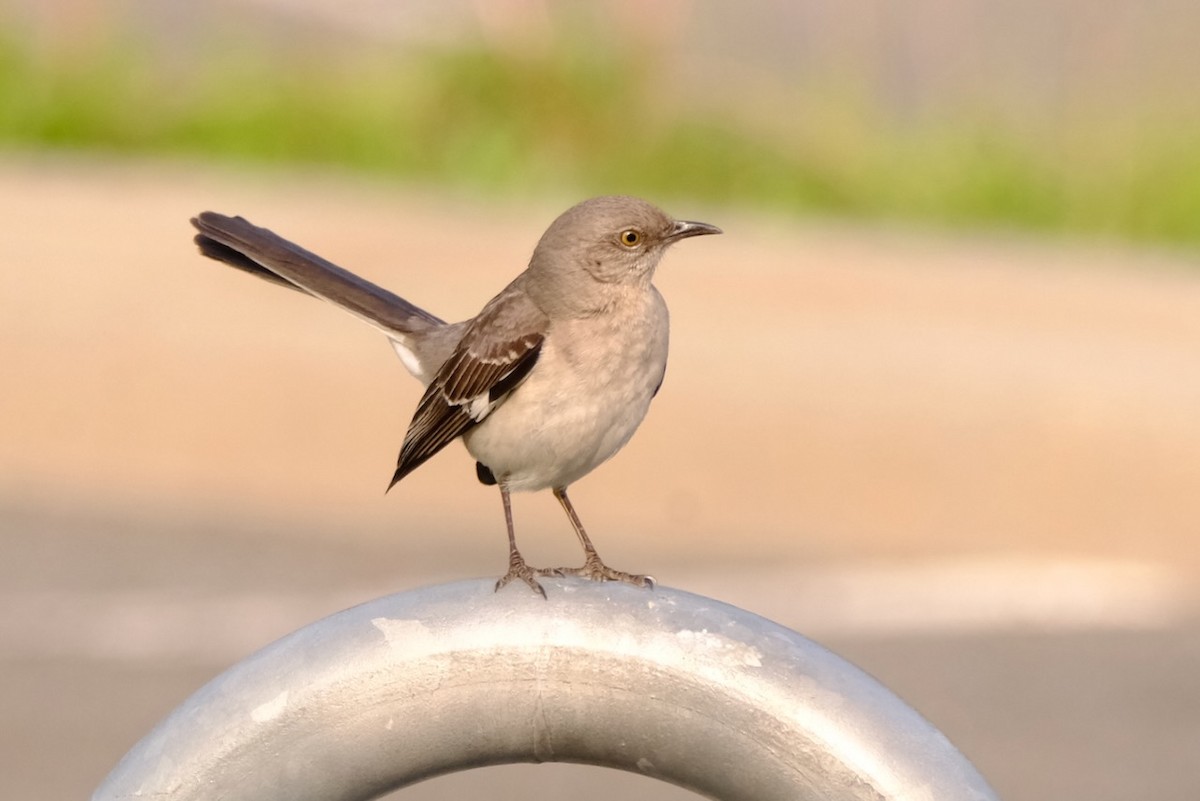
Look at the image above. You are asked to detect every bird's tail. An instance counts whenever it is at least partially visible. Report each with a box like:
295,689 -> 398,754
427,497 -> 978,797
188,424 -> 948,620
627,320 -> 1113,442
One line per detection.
191,212 -> 445,338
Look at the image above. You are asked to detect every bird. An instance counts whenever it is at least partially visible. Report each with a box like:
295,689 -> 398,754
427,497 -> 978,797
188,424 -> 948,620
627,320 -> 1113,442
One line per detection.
190,195 -> 721,595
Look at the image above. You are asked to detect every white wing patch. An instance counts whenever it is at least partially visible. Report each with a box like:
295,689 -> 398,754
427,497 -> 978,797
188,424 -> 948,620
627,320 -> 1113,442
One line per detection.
466,393 -> 493,422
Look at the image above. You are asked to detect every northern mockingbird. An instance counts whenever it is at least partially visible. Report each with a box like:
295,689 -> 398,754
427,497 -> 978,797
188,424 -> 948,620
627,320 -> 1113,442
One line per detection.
191,196 -> 720,595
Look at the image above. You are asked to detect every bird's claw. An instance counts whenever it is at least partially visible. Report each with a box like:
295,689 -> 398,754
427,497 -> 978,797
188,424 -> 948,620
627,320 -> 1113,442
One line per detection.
495,556 -> 653,596
494,560 -> 552,598
553,557 -> 655,589
496,563 -> 549,599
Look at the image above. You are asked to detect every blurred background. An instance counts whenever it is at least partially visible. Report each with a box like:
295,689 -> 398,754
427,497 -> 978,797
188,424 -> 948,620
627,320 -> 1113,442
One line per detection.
2,1 -> 1200,799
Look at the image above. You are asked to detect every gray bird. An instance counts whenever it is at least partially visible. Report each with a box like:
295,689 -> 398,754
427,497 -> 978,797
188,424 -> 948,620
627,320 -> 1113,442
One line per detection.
191,196 -> 721,595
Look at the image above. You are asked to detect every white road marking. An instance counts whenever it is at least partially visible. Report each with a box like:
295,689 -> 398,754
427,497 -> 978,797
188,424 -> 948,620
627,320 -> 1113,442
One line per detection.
1,558 -> 1191,664
689,556 -> 1193,637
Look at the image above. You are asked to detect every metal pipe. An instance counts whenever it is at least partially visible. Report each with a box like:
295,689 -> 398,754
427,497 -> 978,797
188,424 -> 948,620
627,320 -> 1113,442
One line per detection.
92,579 -> 999,801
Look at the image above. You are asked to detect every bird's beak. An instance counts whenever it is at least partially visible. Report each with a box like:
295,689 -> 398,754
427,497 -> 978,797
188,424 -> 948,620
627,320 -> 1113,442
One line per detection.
667,219 -> 723,242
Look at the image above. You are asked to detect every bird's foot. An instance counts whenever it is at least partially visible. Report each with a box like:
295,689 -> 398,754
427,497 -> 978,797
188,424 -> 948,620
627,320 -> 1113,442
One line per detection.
555,556 -> 655,589
494,559 -> 562,598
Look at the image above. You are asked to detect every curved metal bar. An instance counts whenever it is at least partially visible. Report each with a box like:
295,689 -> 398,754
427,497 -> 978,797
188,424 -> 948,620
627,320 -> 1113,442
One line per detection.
93,579 -> 999,801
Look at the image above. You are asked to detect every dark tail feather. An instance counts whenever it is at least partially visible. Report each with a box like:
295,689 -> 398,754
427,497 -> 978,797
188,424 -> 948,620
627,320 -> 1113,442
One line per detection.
190,212 -> 445,335
194,232 -> 308,294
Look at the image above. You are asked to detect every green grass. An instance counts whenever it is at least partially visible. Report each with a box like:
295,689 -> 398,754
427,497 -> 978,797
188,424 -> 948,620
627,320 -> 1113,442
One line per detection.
3,35 -> 1200,245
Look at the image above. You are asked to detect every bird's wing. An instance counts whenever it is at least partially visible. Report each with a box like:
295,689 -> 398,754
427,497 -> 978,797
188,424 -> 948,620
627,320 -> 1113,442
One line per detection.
389,284 -> 547,488
191,212 -> 445,337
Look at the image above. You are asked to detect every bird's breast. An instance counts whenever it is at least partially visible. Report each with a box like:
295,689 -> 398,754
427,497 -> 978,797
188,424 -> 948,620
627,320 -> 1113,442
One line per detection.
462,291 -> 669,492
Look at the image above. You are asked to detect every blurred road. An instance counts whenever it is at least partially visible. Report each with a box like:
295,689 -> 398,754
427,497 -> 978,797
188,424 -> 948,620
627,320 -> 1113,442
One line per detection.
3,157 -> 1200,799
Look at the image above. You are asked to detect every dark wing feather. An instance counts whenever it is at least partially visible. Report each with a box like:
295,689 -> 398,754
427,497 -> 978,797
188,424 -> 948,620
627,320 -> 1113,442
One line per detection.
388,285 -> 547,488
390,390 -> 479,483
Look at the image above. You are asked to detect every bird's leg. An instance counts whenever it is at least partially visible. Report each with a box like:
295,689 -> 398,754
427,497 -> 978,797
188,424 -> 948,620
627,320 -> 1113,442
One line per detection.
551,487 -> 655,588
493,484 -> 556,597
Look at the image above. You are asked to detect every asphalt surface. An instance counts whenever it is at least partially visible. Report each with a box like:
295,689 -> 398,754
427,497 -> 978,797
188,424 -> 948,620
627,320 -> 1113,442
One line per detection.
5,503 -> 1199,801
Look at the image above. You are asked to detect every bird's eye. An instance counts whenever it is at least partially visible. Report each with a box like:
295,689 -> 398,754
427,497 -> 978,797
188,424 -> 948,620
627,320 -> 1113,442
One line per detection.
619,229 -> 642,247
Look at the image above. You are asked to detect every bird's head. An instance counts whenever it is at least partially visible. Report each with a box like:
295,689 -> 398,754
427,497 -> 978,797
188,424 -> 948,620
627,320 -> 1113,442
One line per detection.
525,195 -> 720,310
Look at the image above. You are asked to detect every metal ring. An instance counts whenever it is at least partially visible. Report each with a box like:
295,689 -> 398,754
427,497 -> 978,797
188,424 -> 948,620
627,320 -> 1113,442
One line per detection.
93,579 -> 998,801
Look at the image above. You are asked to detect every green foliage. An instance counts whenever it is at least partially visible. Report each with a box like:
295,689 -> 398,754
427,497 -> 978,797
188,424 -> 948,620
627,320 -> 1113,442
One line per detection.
1,34 -> 1199,245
